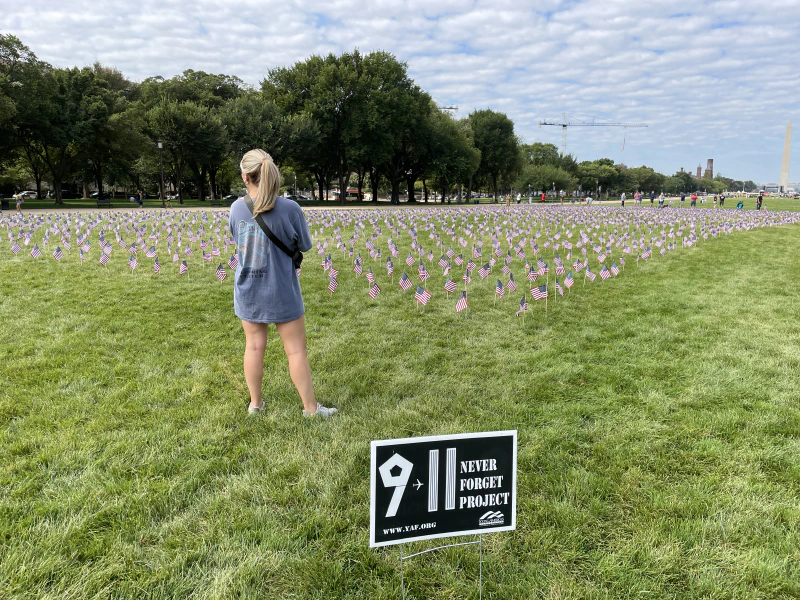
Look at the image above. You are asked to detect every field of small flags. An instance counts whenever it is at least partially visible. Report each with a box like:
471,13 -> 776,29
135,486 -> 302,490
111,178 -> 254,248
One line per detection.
2,204 -> 800,599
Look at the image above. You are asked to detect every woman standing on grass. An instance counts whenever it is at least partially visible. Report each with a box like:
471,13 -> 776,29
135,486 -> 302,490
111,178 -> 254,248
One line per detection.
229,149 -> 336,419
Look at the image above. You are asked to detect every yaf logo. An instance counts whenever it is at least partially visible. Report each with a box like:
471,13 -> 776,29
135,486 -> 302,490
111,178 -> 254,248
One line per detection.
378,453 -> 413,517
478,511 -> 504,527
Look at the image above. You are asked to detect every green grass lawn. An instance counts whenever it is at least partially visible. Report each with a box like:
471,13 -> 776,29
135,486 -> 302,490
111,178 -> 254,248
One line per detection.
1,210 -> 799,599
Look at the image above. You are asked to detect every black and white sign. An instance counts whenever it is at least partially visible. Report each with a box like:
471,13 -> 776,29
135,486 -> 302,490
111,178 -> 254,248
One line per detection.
370,430 -> 517,547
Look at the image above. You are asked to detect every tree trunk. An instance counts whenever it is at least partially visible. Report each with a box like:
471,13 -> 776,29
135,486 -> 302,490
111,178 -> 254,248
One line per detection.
95,163 -> 103,200
197,165 -> 207,202
492,174 -> 498,203
370,167 -> 379,203
315,171 -> 324,202
466,175 -> 473,204
209,168 -> 217,200
406,175 -> 417,203
423,179 -> 428,203
456,183 -> 462,204
82,179 -> 89,199
442,180 -> 447,205
391,178 -> 401,205
356,167 -> 365,202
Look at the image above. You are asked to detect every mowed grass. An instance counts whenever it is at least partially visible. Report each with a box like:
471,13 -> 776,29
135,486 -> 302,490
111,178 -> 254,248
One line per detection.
1,212 -> 799,599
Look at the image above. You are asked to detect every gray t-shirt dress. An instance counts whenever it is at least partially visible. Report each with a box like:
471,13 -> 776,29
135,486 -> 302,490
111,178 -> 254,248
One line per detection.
228,196 -> 313,323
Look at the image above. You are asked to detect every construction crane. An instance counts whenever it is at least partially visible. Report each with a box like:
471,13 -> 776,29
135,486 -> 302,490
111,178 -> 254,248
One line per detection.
538,113 -> 648,155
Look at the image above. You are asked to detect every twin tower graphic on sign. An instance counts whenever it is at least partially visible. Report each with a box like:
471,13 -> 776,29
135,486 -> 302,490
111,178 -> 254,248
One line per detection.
370,431 -> 517,547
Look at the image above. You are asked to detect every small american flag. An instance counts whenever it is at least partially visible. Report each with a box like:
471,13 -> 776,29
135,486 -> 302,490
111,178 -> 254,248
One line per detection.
456,291 -> 468,312
228,254 -> 238,269
585,265 -> 596,282
527,270 -> 538,282
515,295 -> 528,316
353,260 -> 363,275
386,258 -> 394,277
415,286 -> 432,306
564,272 -> 574,288
79,249 -> 85,261
610,262 -> 619,276
506,274 -> 517,292
11,242 -> 22,254
100,253 -> 110,265
179,260 -> 188,275
296,267 -> 302,278
172,251 -> 179,262
599,265 -> 610,280
399,272 -> 413,290
366,268 -> 375,284
495,280 -> 504,298
531,285 -> 547,300
473,246 -> 481,259
154,257 -> 161,273
52,246 -> 63,260
31,244 -> 42,258
129,256 -> 138,270
438,255 -> 448,268
146,246 -> 157,258
555,277 -> 564,296
454,254 -> 464,266
537,263 -> 548,276
328,277 -> 338,293
477,263 -> 490,279
462,270 -> 471,284
598,252 -> 606,263
418,262 -> 429,282
405,253 -> 415,266
329,266 -> 339,279
369,283 -> 381,299
444,277 -> 457,293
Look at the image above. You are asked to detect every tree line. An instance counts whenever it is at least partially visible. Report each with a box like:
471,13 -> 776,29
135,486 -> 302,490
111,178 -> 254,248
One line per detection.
0,34 -> 757,205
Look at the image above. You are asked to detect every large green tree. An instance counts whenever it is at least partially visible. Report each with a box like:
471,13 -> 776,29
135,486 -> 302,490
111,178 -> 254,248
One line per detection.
467,109 -> 520,202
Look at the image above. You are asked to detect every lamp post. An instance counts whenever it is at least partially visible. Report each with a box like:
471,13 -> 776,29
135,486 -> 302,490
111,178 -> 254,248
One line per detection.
158,140 -> 165,208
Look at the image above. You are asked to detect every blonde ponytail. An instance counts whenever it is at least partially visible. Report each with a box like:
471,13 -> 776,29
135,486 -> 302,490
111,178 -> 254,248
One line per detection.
240,149 -> 281,216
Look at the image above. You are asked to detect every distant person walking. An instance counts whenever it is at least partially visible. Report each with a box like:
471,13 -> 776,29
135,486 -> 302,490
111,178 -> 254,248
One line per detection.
541,191 -> 546,203
229,148 -> 335,419
15,194 -> 23,214
690,193 -> 697,207
756,193 -> 763,210
658,192 -> 665,208
719,193 -> 725,207
620,192 -> 626,207
680,192 -> 685,208
650,190 -> 655,206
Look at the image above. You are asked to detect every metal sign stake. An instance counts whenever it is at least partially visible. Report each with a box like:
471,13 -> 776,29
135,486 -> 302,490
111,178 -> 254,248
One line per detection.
399,535 -> 483,599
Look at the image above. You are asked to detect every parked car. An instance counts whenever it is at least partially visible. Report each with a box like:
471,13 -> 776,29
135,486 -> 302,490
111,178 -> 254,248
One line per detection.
222,194 -> 238,201
13,191 -> 37,200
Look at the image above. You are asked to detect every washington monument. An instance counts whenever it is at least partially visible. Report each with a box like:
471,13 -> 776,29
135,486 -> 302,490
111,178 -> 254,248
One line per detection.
780,121 -> 792,192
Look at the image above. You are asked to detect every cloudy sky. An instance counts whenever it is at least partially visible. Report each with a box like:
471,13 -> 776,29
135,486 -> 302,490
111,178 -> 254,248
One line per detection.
3,0 -> 799,184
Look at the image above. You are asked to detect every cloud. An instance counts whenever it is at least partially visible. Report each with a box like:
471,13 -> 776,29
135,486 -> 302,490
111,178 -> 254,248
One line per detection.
2,0 -> 798,183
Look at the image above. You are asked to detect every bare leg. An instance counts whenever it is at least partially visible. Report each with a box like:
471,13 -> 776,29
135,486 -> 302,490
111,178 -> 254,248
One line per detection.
241,320 -> 268,409
275,316 -> 317,414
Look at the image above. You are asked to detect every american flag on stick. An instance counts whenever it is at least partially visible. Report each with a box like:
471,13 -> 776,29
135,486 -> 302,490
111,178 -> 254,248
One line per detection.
478,263 -> 490,279
31,244 -> 42,258
215,264 -> 227,281
153,257 -> 160,273
399,272 -> 413,290
99,252 -> 110,265
515,295 -> 528,317
328,277 -> 338,294
11,242 -> 22,254
369,283 -> 381,300
555,277 -> 564,296
129,255 -> 138,270
564,272 -> 574,289
531,284 -> 548,300
366,268 -> 375,285
506,273 -> 517,292
444,277 -> 457,294
52,246 -> 63,261
495,279 -> 505,298
415,285 -> 432,306
179,260 -> 188,275
456,291 -> 468,313
610,262 -> 619,276
599,265 -> 611,280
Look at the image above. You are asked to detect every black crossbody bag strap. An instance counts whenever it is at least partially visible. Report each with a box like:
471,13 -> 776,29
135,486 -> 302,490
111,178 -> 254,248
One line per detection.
244,197 -> 297,260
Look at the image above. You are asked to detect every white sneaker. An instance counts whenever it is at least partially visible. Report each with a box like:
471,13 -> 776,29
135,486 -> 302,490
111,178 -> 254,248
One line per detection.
303,403 -> 338,419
